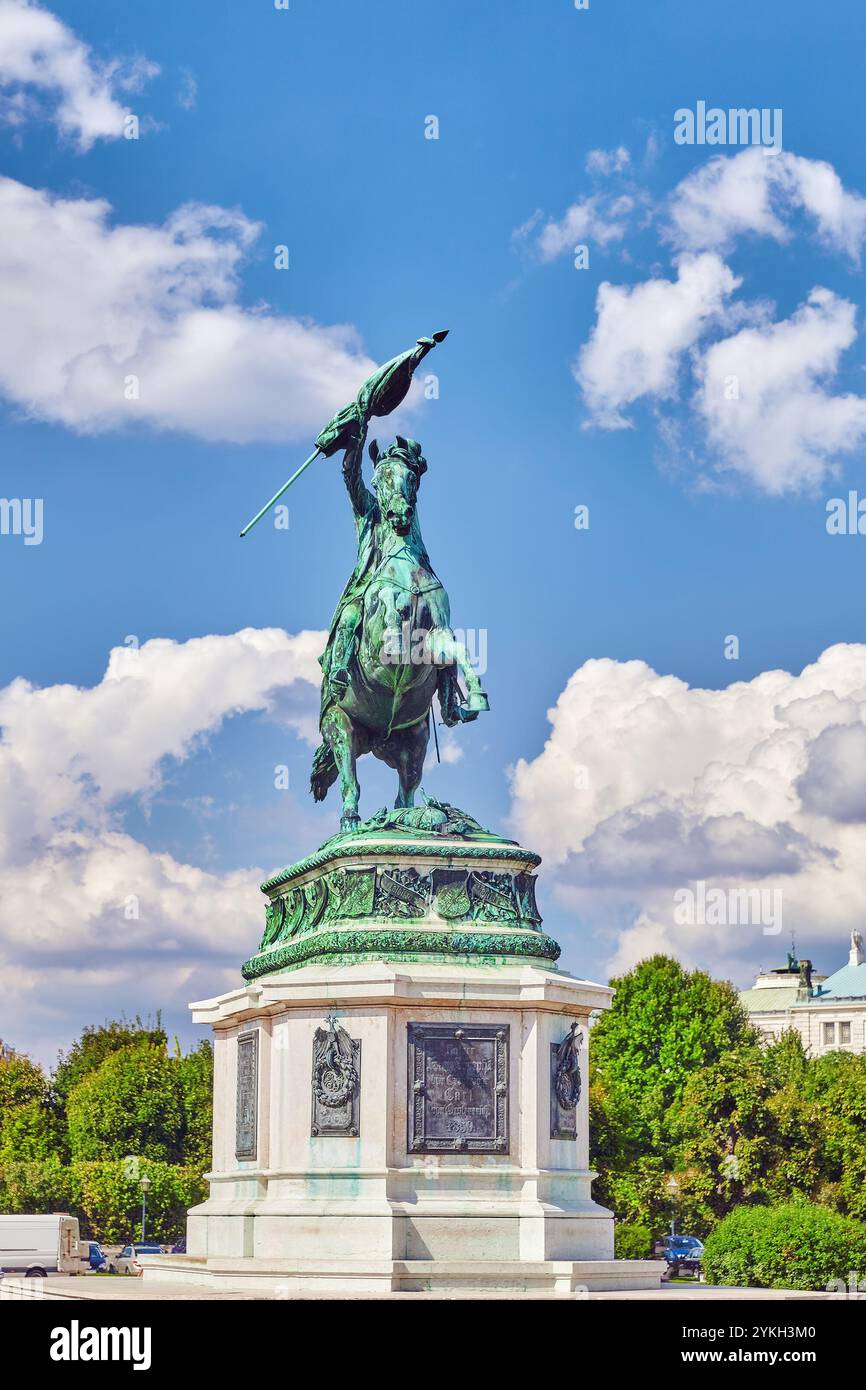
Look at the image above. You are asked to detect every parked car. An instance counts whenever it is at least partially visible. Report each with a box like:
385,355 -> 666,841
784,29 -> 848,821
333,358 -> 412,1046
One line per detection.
111,1243 -> 162,1276
171,1237 -> 186,1254
660,1234 -> 704,1278
0,1213 -> 81,1277
83,1241 -> 108,1273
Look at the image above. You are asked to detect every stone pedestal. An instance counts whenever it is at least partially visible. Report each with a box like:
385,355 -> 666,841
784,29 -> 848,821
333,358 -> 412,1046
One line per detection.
144,814 -> 661,1295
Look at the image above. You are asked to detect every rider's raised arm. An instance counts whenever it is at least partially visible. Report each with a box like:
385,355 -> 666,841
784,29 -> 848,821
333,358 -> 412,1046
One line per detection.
342,425 -> 376,518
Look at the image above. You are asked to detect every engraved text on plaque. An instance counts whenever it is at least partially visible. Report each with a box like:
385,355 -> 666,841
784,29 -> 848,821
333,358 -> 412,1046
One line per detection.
407,1023 -> 509,1154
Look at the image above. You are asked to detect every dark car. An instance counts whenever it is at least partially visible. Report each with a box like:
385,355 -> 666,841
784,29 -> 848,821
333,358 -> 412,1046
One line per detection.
85,1241 -> 108,1272
171,1237 -> 186,1254
660,1235 -> 704,1278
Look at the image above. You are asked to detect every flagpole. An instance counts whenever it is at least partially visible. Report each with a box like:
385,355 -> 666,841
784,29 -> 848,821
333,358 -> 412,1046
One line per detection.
239,448 -> 322,537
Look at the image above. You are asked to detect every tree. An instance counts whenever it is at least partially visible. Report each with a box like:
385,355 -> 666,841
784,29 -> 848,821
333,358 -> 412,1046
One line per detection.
802,1051 -> 866,1221
0,1052 -> 47,1117
669,1045 -> 816,1228
591,955 -> 756,1154
177,1040 -> 213,1170
65,1040 -> 184,1163
52,1017 -> 166,1112
0,1052 -> 61,1161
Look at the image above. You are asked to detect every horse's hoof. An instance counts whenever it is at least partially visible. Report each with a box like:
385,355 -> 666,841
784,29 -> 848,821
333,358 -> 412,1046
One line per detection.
340,813 -> 361,834
467,690 -> 489,712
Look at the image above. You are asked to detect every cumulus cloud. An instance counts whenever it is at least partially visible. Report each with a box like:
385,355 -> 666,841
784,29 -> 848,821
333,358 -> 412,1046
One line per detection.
0,628 -> 325,1059
695,287 -> 866,492
576,253 -> 740,427
520,194 -> 634,263
0,176 -> 378,442
510,644 -> 866,980
0,0 -> 157,149
667,148 -> 866,261
585,145 -> 631,176
797,722 -> 866,823
565,148 -> 866,492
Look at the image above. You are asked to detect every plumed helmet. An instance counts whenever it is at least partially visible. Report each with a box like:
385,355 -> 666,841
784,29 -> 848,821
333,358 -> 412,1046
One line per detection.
368,435 -> 427,478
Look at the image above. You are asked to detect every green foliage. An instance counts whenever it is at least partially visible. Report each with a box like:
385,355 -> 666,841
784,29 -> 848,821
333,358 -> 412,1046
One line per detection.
52,1017 -> 166,1111
65,1041 -> 185,1163
702,1202 -> 866,1291
0,1052 -> 48,1119
0,1158 -> 206,1243
614,1222 -> 653,1260
591,955 -> 755,1154
177,1041 -> 214,1172
0,1156 -> 75,1217
591,958 -> 866,1277
0,1020 -> 213,1244
799,1050 -> 866,1221
0,1098 -> 63,1162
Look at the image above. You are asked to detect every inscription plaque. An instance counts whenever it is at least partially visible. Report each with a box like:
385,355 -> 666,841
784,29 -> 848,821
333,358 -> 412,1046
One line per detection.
311,1017 -> 361,1137
407,1023 -> 509,1154
235,1030 -> 258,1160
550,1022 -> 582,1141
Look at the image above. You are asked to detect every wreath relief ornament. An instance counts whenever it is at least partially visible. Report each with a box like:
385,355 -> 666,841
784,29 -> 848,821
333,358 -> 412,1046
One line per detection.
312,1016 -> 359,1109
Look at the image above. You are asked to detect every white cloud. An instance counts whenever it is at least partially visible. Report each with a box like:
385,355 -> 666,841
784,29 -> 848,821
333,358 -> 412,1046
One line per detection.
667,148 -> 866,261
532,194 -> 634,262
0,626 -> 324,855
576,253 -> 740,427
585,145 -> 631,176
0,627 -> 326,1058
695,287 -> 866,492
797,723 -> 866,822
510,644 -> 866,981
0,0 -> 157,149
0,176 -> 377,442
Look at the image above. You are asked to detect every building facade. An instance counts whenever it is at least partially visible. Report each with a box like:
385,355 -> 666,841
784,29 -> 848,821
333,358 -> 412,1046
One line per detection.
740,932 -> 866,1055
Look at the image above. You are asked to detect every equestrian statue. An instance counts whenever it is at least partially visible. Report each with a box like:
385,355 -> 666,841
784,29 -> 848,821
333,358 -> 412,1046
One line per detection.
240,331 -> 489,831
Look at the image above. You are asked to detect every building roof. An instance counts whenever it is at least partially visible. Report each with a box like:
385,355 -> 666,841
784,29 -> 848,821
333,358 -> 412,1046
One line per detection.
738,986 -> 801,1012
814,960 -> 866,1001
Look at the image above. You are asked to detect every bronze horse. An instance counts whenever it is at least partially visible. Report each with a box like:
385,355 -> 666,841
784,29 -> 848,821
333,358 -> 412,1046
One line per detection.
311,422 -> 488,831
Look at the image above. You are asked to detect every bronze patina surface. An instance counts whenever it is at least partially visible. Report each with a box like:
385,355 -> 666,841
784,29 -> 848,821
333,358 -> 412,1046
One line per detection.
239,333 -> 560,973
241,799 -> 559,978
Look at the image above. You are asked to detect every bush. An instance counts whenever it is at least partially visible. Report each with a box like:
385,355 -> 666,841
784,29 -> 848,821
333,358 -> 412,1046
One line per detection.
702,1201 -> 866,1291
614,1222 -> 653,1260
0,1158 -> 207,1243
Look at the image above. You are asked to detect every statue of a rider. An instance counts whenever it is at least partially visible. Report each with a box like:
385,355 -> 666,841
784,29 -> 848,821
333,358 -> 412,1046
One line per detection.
240,331 -> 488,832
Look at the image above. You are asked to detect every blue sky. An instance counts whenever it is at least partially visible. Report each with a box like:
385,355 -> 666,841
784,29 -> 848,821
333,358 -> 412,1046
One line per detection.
3,0 -> 866,1063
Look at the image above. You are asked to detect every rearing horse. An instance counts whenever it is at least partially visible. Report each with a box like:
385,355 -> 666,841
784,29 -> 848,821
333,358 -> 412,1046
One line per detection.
310,423 -> 488,831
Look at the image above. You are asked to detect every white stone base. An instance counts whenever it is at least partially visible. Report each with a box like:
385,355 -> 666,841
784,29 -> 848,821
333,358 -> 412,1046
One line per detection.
143,1254 -> 663,1296
146,960 -> 662,1296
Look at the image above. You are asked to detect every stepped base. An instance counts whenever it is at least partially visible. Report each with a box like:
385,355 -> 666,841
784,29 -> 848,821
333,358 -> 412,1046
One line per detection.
142,1255 -> 663,1296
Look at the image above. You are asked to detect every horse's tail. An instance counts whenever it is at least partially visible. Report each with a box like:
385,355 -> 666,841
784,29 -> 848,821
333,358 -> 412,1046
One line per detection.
310,740 -> 337,802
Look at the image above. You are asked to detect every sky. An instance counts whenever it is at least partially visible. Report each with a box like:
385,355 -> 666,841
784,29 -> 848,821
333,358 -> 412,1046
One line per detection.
3,0 -> 866,1064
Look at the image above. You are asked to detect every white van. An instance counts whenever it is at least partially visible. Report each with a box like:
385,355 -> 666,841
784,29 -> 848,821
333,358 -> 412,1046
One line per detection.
0,1214 -> 81,1277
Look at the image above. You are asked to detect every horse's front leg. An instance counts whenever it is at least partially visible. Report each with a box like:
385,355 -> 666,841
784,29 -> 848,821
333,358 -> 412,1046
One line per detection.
391,720 -> 429,809
445,634 -> 489,715
322,706 -> 362,832
424,600 -> 489,719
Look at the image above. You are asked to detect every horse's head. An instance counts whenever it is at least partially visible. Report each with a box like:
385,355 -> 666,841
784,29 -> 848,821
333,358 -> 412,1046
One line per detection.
369,436 -> 426,536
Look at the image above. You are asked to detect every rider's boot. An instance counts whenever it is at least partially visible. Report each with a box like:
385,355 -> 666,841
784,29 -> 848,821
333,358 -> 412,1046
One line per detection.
328,625 -> 354,700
